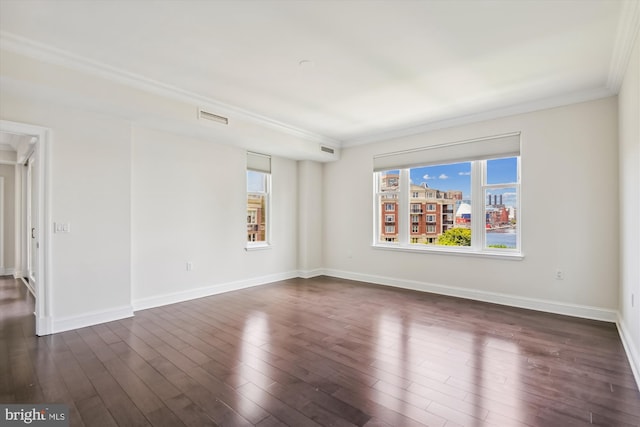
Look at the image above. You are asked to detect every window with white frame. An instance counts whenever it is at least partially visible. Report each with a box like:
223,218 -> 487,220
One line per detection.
247,152 -> 271,247
373,133 -> 521,256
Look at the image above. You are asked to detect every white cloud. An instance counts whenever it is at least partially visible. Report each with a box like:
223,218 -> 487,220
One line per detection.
423,174 -> 435,180
458,171 -> 471,176
439,174 -> 449,179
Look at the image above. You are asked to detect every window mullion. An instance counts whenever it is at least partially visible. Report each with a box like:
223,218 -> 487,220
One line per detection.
471,161 -> 484,249
398,169 -> 410,245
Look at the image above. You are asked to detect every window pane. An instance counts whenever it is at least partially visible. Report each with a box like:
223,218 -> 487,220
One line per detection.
247,193 -> 266,242
247,170 -> 266,192
487,157 -> 518,185
379,170 -> 400,192
247,170 -> 267,243
408,162 -> 470,246
485,187 -> 517,249
379,193 -> 398,242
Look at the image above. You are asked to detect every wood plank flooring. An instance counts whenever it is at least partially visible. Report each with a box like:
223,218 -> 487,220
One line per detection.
1,275 -> 639,426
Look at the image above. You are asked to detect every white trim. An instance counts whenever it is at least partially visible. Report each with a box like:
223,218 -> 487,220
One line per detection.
617,315 -> 640,390
52,305 -> 134,334
132,271 -> 299,312
297,268 -> 325,279
0,267 -> 15,276
0,31 -> 339,147
607,0 -> 640,92
245,244 -> 272,251
13,269 -> 27,279
20,276 -> 34,297
322,268 -> 618,322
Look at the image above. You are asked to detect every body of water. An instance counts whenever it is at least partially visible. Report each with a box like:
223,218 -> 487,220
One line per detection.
486,228 -> 517,248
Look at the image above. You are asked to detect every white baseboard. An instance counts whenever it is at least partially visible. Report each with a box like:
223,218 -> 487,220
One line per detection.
617,316 -> 640,390
20,276 -> 35,296
0,267 -> 15,276
322,268 -> 618,322
52,305 -> 134,334
132,270 -> 299,312
36,315 -> 54,337
13,270 -> 27,279
297,268 -> 325,279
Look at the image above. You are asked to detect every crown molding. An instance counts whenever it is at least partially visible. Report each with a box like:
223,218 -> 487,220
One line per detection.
607,0 -> 640,92
0,31 -> 340,147
342,86 -> 615,147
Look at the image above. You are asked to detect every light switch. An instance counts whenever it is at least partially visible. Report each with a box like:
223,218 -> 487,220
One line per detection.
54,222 -> 70,233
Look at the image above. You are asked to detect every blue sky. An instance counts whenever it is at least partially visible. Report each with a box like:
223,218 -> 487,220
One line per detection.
409,157 -> 518,203
410,162 -> 472,197
247,170 -> 266,192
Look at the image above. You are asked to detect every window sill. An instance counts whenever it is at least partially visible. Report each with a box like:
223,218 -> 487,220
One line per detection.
372,243 -> 524,260
245,243 -> 272,251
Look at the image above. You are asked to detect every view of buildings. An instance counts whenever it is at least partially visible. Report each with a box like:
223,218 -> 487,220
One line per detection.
247,194 -> 266,242
379,174 -> 516,245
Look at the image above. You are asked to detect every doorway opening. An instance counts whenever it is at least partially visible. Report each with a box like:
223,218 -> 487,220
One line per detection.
0,120 -> 51,336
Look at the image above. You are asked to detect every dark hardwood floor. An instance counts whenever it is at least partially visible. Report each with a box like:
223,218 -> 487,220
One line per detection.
1,275 -> 639,426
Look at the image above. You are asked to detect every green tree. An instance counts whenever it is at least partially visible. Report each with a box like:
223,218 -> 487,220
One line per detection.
437,227 -> 471,246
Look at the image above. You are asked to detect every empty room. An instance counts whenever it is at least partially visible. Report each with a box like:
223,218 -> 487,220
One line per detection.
1,0 -> 639,426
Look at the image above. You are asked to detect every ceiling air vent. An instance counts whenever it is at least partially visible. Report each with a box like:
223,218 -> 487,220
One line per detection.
198,108 -> 228,125
320,145 -> 335,154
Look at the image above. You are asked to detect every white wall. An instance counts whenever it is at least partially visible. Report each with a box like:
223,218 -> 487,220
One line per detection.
0,164 -> 15,271
0,47 -> 306,332
131,126 -> 298,309
0,91 -> 133,326
297,160 -> 323,276
324,97 -> 619,319
618,30 -> 640,382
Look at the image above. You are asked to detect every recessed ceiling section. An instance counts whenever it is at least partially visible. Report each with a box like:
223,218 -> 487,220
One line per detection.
0,0 -> 631,145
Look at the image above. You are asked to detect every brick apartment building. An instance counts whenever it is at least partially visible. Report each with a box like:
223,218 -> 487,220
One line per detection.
379,174 -> 462,243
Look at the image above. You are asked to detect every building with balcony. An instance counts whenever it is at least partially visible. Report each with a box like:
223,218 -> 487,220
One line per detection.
380,178 -> 461,244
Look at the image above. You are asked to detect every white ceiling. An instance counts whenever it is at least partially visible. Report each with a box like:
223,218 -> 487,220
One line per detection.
0,0 -> 635,146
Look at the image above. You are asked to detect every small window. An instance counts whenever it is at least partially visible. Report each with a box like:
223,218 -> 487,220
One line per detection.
247,152 -> 271,248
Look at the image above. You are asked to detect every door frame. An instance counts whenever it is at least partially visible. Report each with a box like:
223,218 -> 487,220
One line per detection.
0,120 -> 51,336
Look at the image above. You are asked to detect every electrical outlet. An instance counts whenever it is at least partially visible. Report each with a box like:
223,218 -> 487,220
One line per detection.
186,262 -> 193,271
555,269 -> 564,280
632,293 -> 635,308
